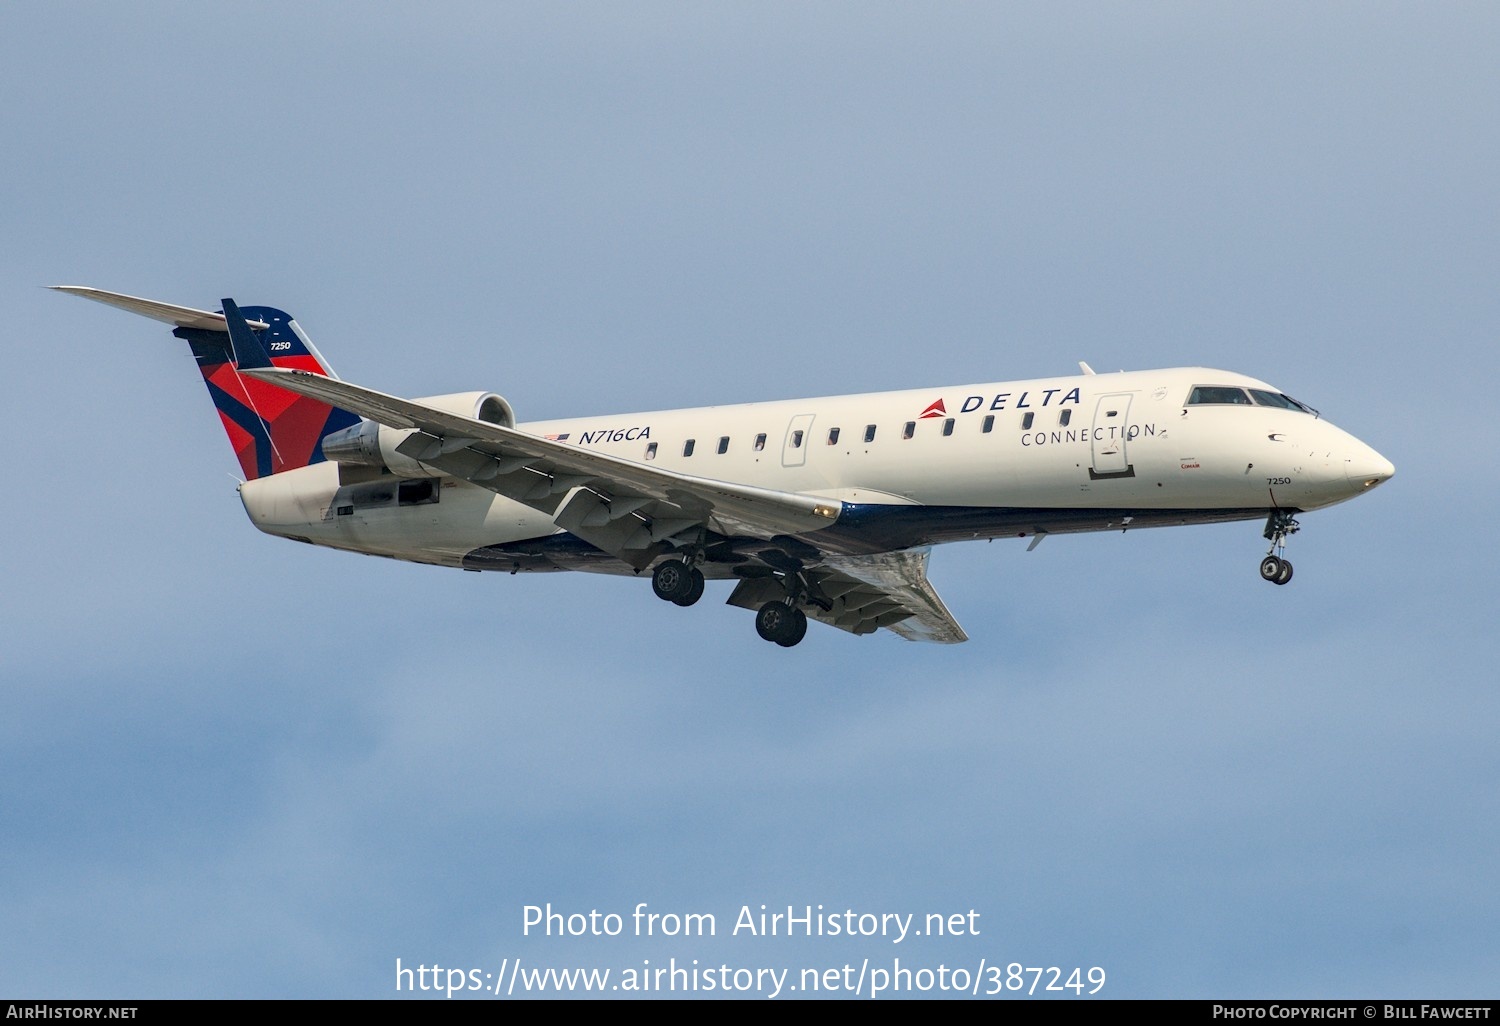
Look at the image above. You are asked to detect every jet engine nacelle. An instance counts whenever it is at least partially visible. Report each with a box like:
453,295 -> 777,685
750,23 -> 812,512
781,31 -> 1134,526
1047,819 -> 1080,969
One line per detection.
321,391 -> 516,478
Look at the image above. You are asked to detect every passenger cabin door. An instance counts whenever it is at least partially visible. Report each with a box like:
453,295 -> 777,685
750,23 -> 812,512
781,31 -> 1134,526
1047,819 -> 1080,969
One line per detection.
782,413 -> 816,468
1089,393 -> 1135,479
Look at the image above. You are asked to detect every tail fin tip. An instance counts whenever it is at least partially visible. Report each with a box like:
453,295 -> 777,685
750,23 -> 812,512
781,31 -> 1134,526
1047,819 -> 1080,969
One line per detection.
220,297 -> 273,370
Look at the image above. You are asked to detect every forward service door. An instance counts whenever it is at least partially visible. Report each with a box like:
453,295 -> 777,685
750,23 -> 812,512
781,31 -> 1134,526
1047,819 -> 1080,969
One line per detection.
1089,393 -> 1135,479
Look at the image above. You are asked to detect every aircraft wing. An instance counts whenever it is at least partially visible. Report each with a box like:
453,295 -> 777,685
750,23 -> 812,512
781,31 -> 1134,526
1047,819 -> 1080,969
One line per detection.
726,548 -> 968,644
820,550 -> 969,643
245,366 -> 962,642
66,286 -> 963,645
241,367 -> 842,567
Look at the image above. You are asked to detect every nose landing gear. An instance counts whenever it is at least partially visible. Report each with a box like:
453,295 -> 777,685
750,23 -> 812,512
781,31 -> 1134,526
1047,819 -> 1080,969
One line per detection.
1259,510 -> 1299,586
1259,554 -> 1293,585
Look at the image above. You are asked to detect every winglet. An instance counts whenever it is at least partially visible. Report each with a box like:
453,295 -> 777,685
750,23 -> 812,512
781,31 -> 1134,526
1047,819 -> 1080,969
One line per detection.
221,297 -> 272,370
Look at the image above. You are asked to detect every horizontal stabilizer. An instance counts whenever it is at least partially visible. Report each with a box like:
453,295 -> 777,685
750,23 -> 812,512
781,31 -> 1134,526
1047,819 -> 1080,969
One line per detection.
50,286 -> 269,331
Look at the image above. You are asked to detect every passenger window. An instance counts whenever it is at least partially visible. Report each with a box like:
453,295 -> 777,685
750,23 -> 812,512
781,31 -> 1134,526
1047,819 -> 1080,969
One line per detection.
982,414 -> 994,433
683,439 -> 695,457
864,424 -> 876,443
717,436 -> 729,454
645,442 -> 658,460
1059,409 -> 1072,427
828,427 -> 840,445
754,433 -> 767,451
942,418 -> 955,437
1021,412 -> 1034,430
791,430 -> 804,449
903,421 -> 915,439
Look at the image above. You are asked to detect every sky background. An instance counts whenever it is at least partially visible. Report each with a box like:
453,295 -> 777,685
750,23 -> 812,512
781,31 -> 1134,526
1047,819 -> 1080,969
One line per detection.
4,2 -> 1497,1000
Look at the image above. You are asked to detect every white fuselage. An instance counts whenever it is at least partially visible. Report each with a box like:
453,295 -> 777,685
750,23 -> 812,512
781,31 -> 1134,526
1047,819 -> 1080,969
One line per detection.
238,366 -> 1393,574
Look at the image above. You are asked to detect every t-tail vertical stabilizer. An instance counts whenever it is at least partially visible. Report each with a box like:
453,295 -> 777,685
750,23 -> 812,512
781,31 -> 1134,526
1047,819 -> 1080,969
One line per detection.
53,286 -> 359,480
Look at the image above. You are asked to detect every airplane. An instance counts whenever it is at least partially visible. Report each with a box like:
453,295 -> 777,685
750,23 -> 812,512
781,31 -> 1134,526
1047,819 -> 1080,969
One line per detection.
56,286 -> 1394,648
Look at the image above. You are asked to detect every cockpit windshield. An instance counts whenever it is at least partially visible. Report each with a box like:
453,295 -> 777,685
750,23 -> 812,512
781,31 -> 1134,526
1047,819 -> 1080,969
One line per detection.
1186,385 -> 1253,405
1187,385 -> 1317,416
1247,389 -> 1317,415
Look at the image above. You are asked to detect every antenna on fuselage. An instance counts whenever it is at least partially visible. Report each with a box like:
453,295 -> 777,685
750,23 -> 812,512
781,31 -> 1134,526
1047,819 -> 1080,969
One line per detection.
1079,361 -> 1096,375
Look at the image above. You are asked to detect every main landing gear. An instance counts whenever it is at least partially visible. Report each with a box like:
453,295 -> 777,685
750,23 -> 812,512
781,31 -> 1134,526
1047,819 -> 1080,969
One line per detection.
1259,510 -> 1300,586
755,601 -> 808,648
651,558 -> 705,606
651,554 -> 815,648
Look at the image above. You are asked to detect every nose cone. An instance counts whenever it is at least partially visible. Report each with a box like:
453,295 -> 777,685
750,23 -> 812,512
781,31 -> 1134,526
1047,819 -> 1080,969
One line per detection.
1346,445 -> 1395,492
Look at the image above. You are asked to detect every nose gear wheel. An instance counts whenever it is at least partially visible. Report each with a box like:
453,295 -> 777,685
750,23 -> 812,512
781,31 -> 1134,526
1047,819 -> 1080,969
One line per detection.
1259,510 -> 1300,586
1260,555 -> 1294,585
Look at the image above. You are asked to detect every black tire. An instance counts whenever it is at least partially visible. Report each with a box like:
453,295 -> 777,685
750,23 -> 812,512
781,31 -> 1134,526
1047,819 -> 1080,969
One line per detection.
1260,556 -> 1283,582
672,568 -> 706,607
756,601 -> 793,643
652,559 -> 693,602
1274,559 -> 1294,586
775,607 -> 808,647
